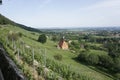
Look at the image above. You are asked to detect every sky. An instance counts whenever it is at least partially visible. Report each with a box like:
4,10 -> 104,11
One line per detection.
0,0 -> 120,28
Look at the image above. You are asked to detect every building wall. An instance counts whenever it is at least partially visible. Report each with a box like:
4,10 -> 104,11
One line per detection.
58,40 -> 68,50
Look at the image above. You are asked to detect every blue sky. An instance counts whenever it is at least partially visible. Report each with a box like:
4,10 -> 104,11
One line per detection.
0,0 -> 120,28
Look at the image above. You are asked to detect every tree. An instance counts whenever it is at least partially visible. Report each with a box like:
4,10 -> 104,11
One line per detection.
38,34 -> 47,44
105,43 -> 120,58
51,35 -> 58,42
70,41 -> 80,49
77,51 -> 89,62
18,32 -> 22,37
99,55 -> 114,68
86,54 -> 99,65
84,44 -> 90,51
113,58 -> 120,73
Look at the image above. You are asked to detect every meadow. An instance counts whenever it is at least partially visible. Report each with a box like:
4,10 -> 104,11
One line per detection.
0,25 -> 115,80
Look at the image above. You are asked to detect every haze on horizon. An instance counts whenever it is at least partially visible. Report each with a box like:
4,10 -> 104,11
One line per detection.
0,0 -> 120,28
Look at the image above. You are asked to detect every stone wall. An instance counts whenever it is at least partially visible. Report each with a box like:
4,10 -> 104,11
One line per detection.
0,43 -> 26,80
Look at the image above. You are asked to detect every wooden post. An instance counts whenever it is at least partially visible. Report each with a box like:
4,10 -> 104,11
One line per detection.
12,38 -> 14,48
44,48 -> 46,67
32,48 -> 35,78
17,48 -> 20,64
44,48 -> 46,80
22,41 -> 25,53
6,36 -> 8,47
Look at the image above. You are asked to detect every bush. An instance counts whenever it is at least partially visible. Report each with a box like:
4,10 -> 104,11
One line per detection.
54,54 -> 62,61
51,35 -> 58,42
114,73 -> 120,79
77,51 -> 89,62
38,34 -> 47,44
113,58 -> 120,73
84,44 -> 90,51
8,32 -> 19,41
86,54 -> 99,65
70,41 -> 80,49
18,32 -> 22,37
99,55 -> 114,69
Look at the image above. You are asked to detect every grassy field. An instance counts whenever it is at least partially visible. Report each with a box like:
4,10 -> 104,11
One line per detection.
0,25 -> 115,80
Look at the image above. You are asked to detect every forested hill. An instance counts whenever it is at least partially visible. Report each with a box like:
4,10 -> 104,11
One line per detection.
0,14 -> 42,33
0,14 -> 15,25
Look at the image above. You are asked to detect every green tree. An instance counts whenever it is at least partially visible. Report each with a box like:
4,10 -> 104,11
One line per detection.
86,54 -> 99,65
18,32 -> 22,37
77,51 -> 89,62
113,58 -> 120,73
38,34 -> 47,44
51,35 -> 58,42
99,55 -> 114,68
70,41 -> 80,49
84,44 -> 90,51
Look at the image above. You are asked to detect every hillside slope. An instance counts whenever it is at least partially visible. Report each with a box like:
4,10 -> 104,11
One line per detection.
0,14 -> 41,33
0,14 -> 115,80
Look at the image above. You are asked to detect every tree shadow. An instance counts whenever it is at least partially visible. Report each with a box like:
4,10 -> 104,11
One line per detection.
72,57 -> 115,79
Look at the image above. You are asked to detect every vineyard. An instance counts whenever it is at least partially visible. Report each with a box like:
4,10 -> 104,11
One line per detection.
0,25 -> 114,80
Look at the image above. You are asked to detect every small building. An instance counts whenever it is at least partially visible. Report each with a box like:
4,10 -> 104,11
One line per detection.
58,37 -> 68,50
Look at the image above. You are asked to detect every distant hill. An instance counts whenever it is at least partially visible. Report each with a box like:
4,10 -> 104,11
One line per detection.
0,14 -> 42,33
0,14 -> 15,25
16,23 -> 42,33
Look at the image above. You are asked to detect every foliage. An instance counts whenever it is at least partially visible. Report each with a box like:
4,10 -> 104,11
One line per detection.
69,41 -> 80,49
105,43 -> 120,58
0,14 -> 42,33
84,44 -> 90,51
114,73 -> 120,79
54,54 -> 62,61
99,55 -> 114,69
38,34 -> 47,44
8,32 -> 19,41
16,23 -> 42,33
51,35 -> 58,42
78,51 -> 99,65
18,32 -> 23,37
77,51 -> 89,62
0,14 -> 15,25
86,54 -> 99,65
0,24 -> 116,80
113,58 -> 120,73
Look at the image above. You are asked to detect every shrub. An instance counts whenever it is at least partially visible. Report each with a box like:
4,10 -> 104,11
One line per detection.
114,73 -> 120,79
18,32 -> 22,37
38,34 -> 47,44
77,51 -> 89,62
113,58 -> 120,73
51,35 -> 58,42
54,54 -> 62,61
70,41 -> 80,49
84,44 -> 90,51
99,55 -> 114,68
8,32 -> 19,41
86,54 -> 99,65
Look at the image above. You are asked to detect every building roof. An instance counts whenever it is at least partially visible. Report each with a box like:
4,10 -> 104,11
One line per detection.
58,37 -> 68,50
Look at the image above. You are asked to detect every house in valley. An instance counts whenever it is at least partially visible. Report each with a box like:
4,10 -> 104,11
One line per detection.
58,37 -> 68,50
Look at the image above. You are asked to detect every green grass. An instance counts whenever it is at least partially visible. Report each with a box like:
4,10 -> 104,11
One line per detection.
89,49 -> 108,55
0,25 -> 115,80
